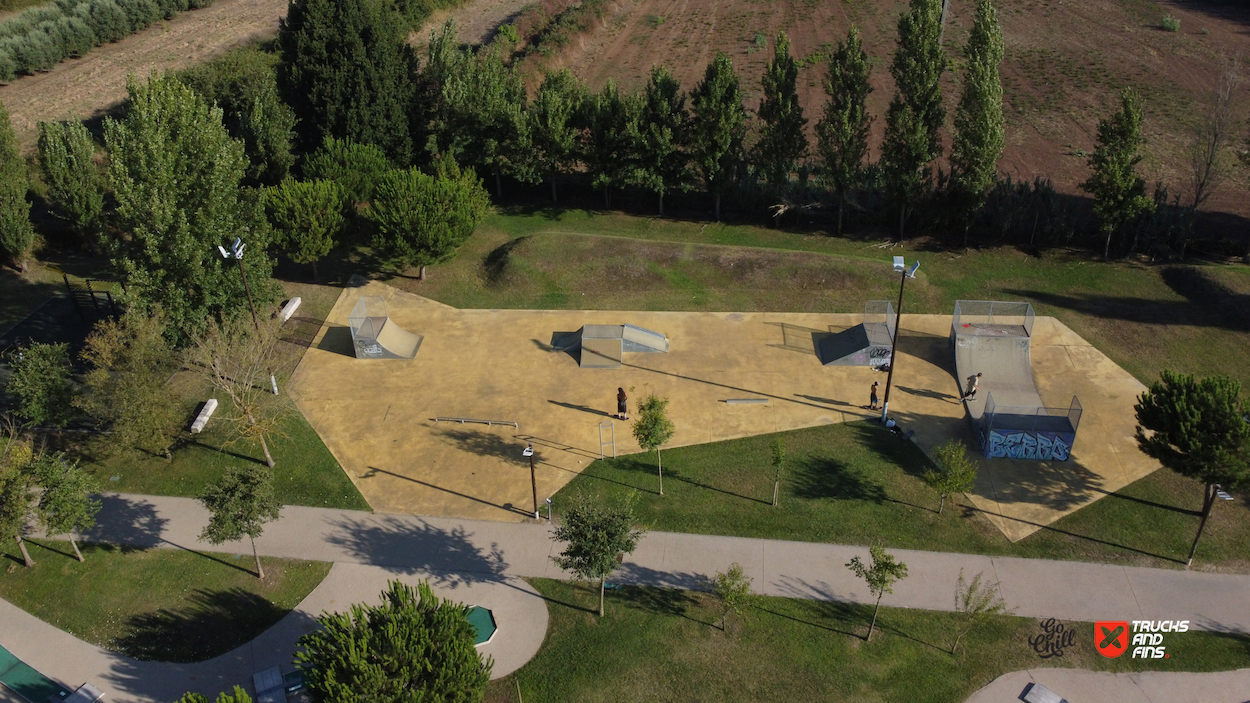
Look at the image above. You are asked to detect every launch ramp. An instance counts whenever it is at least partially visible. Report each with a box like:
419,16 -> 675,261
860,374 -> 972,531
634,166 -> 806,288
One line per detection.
348,296 -> 422,360
552,324 -> 669,368
817,300 -> 895,367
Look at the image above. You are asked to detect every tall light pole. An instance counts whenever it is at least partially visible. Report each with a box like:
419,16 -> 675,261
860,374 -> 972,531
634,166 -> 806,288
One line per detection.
523,444 -> 538,519
218,238 -> 277,395
880,256 -> 919,424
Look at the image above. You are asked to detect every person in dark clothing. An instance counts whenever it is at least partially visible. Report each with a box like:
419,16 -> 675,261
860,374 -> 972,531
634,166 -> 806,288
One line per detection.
616,387 -> 628,420
869,381 -> 880,410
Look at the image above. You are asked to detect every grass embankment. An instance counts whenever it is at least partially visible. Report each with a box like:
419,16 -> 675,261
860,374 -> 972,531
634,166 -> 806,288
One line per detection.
484,578 -> 1250,703
555,422 -> 1250,571
398,209 -> 1250,389
0,540 -> 329,662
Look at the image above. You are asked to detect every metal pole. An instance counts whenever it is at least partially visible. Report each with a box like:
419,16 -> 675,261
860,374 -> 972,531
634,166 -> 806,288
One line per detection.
529,448 -> 539,519
236,257 -> 259,331
880,270 -> 908,423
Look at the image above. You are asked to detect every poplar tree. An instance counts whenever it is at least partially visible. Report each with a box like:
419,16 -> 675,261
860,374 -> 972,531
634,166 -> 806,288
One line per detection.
880,0 -> 946,239
950,0 -> 1005,247
1081,88 -> 1153,259
815,25 -> 872,235
580,80 -> 639,210
635,66 -> 691,215
690,53 -> 746,221
0,99 -> 34,271
528,69 -> 584,204
755,32 -> 807,190
439,47 -> 530,198
37,119 -> 104,238
278,0 -> 416,164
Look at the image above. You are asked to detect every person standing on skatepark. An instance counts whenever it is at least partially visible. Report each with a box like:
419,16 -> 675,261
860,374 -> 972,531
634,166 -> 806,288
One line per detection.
616,387 -> 629,420
869,381 -> 880,410
962,373 -> 982,400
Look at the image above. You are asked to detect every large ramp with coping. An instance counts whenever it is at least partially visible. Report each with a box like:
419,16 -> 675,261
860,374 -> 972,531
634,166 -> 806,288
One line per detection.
349,296 -> 422,360
952,301 -> 1081,461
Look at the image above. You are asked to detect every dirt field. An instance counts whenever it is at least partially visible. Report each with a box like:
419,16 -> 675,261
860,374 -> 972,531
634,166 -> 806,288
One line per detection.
0,0 -> 287,150
549,0 -> 1250,220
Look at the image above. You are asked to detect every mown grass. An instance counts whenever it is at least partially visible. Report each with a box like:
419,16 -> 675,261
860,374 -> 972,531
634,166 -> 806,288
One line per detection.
483,578 -> 1250,703
0,541 -> 329,663
554,422 -> 1250,572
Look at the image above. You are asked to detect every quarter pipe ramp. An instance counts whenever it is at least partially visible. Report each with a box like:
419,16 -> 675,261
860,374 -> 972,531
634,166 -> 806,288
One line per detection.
348,296 -> 422,360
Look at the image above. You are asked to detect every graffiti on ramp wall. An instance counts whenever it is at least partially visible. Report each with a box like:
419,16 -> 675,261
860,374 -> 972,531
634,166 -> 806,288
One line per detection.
979,429 -> 1074,461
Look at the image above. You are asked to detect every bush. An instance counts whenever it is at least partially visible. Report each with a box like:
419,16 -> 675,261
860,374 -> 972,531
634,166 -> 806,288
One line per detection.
1161,15 -> 1180,32
302,137 -> 392,205
9,342 -> 76,428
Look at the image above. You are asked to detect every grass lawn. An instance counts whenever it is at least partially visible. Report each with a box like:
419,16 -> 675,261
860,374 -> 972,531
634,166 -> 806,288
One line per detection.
555,422 -> 1250,572
0,540 -> 329,663
484,578 -> 1250,703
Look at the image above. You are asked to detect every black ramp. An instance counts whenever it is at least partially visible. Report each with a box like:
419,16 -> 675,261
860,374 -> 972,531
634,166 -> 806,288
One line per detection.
817,324 -> 870,365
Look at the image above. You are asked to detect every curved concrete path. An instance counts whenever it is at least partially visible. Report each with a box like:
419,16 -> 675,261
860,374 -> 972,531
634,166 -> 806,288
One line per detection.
1,562 -> 545,702
965,667 -> 1250,703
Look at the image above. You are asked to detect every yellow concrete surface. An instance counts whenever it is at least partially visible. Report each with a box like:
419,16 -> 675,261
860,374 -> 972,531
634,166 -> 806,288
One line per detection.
288,281 -> 1158,541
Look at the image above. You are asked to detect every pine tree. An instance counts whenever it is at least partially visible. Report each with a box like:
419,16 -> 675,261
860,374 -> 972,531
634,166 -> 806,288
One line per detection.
880,0 -> 946,239
815,25 -> 872,235
950,0 -> 1005,247
265,178 -> 345,281
579,80 -> 640,209
0,99 -> 35,271
366,158 -> 491,270
105,73 -> 277,337
634,66 -> 691,215
1081,88 -> 1154,259
755,32 -> 807,190
528,69 -> 584,204
690,53 -> 746,221
37,119 -> 104,238
278,0 -> 416,164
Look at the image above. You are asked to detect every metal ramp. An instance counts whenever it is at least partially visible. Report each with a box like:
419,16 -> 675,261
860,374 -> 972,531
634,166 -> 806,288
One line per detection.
348,296 -> 422,360
561,324 -> 670,369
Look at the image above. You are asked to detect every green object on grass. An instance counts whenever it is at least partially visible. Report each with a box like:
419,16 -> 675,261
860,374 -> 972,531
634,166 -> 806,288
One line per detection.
466,605 -> 497,645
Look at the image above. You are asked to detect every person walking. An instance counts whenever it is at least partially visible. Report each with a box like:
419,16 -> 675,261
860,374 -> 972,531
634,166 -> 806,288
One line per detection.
962,372 -> 983,400
616,387 -> 629,420
869,381 -> 880,410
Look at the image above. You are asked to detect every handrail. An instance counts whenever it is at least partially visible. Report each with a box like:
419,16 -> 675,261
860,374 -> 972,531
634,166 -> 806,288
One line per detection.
432,417 -> 518,428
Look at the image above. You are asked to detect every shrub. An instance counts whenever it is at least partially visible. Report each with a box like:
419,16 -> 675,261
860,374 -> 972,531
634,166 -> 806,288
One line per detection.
1161,15 -> 1180,32
302,137 -> 392,205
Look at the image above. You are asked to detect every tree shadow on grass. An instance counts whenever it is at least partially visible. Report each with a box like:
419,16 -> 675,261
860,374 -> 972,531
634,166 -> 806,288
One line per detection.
113,587 -> 294,663
789,455 -> 888,503
956,503 -> 1187,565
613,584 -> 715,628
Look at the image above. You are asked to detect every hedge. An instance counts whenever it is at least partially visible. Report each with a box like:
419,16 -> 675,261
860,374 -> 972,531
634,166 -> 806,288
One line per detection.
0,0 -> 215,81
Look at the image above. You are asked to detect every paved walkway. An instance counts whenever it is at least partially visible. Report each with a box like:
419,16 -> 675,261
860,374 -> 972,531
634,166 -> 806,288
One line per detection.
5,492 -> 1250,703
965,667 -> 1250,703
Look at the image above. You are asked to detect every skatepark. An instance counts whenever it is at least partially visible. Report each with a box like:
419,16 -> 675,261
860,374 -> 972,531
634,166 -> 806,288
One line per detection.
289,280 -> 1160,541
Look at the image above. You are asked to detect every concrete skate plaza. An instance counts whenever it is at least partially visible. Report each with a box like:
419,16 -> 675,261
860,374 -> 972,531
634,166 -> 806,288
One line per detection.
289,281 -> 1158,541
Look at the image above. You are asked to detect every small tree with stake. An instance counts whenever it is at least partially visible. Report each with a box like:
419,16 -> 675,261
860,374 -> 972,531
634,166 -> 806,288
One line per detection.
923,439 -> 979,515
1134,370 -> 1250,567
633,394 -> 676,495
845,546 -> 909,641
0,431 -> 36,567
198,465 -> 281,579
551,496 -> 645,618
951,569 -> 1011,655
33,453 -> 100,563
771,437 -> 786,507
709,562 -> 755,632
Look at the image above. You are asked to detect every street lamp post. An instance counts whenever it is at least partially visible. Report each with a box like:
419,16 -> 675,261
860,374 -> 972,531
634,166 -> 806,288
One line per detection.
218,238 -> 277,394
880,256 -> 920,424
523,444 -> 538,519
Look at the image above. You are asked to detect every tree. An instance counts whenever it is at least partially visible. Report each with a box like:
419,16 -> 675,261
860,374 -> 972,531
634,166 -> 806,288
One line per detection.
0,99 -> 35,272
551,496 -> 645,617
690,53 -> 746,221
302,137 -> 392,206
633,394 -> 676,495
188,315 -> 290,468
278,0 -> 416,164
1080,88 -> 1154,260
198,464 -> 281,579
771,436 -> 785,507
105,73 -> 277,337
950,0 -> 1005,247
0,432 -> 36,567
709,562 -> 755,631
295,580 -> 491,702
579,80 -> 640,209
528,69 -> 584,204
366,158 -> 491,271
176,686 -> 252,703
845,545 -> 909,641
951,569 -> 1011,654
75,308 -> 182,458
33,453 -> 100,562
265,178 -> 345,281
880,0 -> 946,239
815,25 -> 872,236
923,439 -> 979,515
438,47 -> 530,197
1134,371 -> 1250,567
755,32 -> 807,190
9,342 -> 75,428
1184,59 -> 1240,260
37,119 -> 104,238
634,66 -> 691,215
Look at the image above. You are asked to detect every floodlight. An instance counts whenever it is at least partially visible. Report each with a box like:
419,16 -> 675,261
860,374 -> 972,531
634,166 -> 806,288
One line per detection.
1216,489 -> 1233,501
523,446 -> 534,457
218,245 -> 231,259
234,242 -> 246,259
893,255 -> 905,272
907,260 -> 920,278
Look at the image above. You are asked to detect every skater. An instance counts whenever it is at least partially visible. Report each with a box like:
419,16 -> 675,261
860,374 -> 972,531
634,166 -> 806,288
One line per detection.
962,372 -> 982,400
616,387 -> 628,420
869,381 -> 880,410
